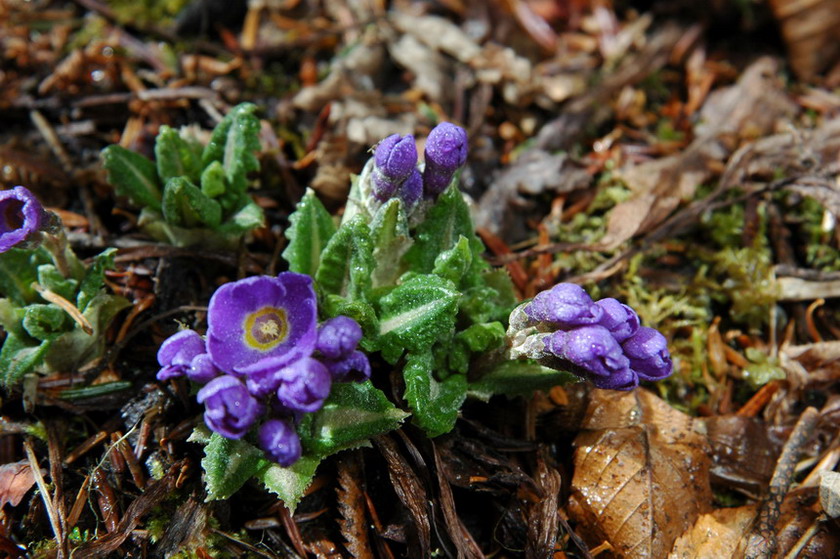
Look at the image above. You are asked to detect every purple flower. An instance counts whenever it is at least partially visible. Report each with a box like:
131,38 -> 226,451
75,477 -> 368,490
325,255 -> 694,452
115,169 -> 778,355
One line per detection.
197,375 -> 264,439
206,273 -> 318,376
323,349 -> 371,382
545,326 -> 638,390
423,123 -> 468,197
372,134 -> 417,201
398,169 -> 423,212
0,186 -> 49,252
275,357 -> 332,413
595,298 -> 640,343
622,326 -> 673,381
157,330 -> 206,381
258,418 -> 302,467
316,316 -> 363,360
188,353 -> 221,383
525,283 -> 603,326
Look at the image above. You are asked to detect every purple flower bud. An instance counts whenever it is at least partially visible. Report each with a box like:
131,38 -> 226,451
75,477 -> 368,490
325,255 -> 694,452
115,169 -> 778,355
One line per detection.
525,283 -> 603,326
398,169 -> 423,212
197,375 -> 264,439
275,357 -> 332,413
258,418 -> 302,467
423,123 -> 468,196
372,134 -> 417,201
316,316 -> 363,360
595,298 -> 640,343
187,353 -> 221,384
206,273 -> 318,377
0,186 -> 49,252
157,330 -> 206,381
622,326 -> 673,381
322,349 -> 371,382
545,326 -> 638,390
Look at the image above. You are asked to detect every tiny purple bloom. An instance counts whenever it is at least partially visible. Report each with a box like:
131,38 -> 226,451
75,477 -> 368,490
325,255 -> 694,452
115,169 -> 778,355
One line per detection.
372,134 -> 417,201
187,353 -> 221,384
595,298 -> 640,343
525,283 -> 603,326
423,123 -> 468,196
206,273 -> 317,376
0,186 -> 48,252
398,168 -> 423,212
545,326 -> 638,390
323,349 -> 371,382
258,418 -> 302,467
197,375 -> 263,439
316,316 -> 363,360
622,326 -> 673,381
275,357 -> 332,413
157,330 -> 206,381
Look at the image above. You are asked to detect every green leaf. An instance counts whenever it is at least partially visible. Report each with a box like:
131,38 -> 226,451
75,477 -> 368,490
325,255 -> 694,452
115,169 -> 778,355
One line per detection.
22,304 -> 69,341
200,160 -> 227,198
0,298 -> 24,338
404,186 -> 486,279
217,198 -> 265,235
101,144 -> 162,211
257,455 -> 320,514
298,381 -> 409,456
315,216 -> 374,301
0,248 -> 47,306
282,189 -> 336,276
403,350 -> 466,437
161,177 -> 222,228
37,265 -> 78,301
202,103 -> 261,195
377,274 -> 459,362
369,199 -> 412,288
76,248 -> 117,312
457,321 -> 505,352
154,125 -> 202,183
202,432 -> 266,501
432,235 -> 472,285
0,333 -> 52,387
467,360 -> 578,401
320,298 -> 379,348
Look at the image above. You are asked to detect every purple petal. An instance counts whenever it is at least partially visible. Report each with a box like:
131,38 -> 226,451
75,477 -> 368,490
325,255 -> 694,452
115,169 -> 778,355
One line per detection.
322,350 -> 371,382
197,375 -> 263,439
187,353 -> 220,384
275,357 -> 332,413
374,134 -> 417,180
316,316 -> 363,360
398,169 -> 423,212
595,298 -> 640,343
546,326 -> 634,384
0,186 -> 48,252
258,418 -> 302,466
423,123 -> 467,196
526,283 -> 602,326
156,329 -> 206,381
622,327 -> 673,381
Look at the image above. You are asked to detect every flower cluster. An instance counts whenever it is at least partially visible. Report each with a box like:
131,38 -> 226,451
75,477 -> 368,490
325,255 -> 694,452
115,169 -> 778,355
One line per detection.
370,122 -> 468,211
0,186 -> 49,253
508,283 -> 673,390
156,273 -> 370,466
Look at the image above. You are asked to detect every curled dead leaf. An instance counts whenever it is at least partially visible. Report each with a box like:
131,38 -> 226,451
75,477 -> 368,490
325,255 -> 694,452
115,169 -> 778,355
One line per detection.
0,461 -> 40,508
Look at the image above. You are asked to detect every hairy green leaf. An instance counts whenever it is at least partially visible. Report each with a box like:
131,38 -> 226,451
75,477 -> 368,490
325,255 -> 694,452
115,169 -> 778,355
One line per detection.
0,333 -> 52,387
258,455 -> 320,514
22,304 -> 68,341
468,361 -> 577,401
282,189 -> 336,276
315,216 -> 374,301
202,432 -> 266,501
101,145 -> 162,211
202,103 -> 261,195
161,177 -> 222,228
217,198 -> 265,235
200,160 -> 227,198
155,125 -> 202,183
76,248 -> 117,312
369,199 -> 412,287
403,350 -> 466,437
0,249 -> 45,306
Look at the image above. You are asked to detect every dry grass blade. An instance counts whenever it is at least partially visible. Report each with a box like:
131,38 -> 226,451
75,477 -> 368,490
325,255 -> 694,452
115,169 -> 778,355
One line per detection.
431,441 -> 484,559
336,452 -> 373,559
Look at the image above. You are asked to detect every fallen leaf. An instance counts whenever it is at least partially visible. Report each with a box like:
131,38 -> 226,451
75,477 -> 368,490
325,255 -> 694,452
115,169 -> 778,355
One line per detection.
0,461 -> 39,508
568,389 -> 713,558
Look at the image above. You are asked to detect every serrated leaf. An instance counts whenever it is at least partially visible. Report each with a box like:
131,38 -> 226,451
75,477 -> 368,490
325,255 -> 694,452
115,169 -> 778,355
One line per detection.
0,249 -> 47,306
369,199 -> 413,288
257,455 -> 320,514
299,381 -> 409,456
467,360 -> 578,401
202,432 -> 266,501
456,321 -> 505,352
200,160 -> 226,198
403,350 -> 466,437
161,177 -> 222,228
101,145 -> 162,211
377,274 -> 459,361
155,125 -> 202,183
432,235 -> 472,285
76,248 -> 116,312
217,198 -> 265,235
320,298 -> 379,348
282,189 -> 336,276
404,186 -> 486,279
0,333 -> 52,387
315,216 -> 374,301
202,103 -> 261,195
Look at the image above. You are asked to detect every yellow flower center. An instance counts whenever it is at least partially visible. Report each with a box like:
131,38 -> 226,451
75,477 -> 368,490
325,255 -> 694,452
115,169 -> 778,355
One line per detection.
243,307 -> 288,350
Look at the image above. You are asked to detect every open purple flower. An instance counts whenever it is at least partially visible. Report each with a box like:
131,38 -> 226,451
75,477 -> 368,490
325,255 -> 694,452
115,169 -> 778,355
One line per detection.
622,326 -> 673,381
258,418 -> 302,467
545,326 -> 638,390
206,273 -> 317,376
197,375 -> 263,439
275,357 -> 332,413
525,283 -> 603,327
0,186 -> 49,252
157,329 -> 206,381
372,134 -> 417,201
423,123 -> 468,197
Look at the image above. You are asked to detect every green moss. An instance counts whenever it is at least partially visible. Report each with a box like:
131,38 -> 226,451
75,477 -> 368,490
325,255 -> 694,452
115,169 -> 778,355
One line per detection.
109,0 -> 192,27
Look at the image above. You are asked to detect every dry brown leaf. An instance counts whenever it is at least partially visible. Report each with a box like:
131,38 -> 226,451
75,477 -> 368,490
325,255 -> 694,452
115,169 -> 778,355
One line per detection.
336,452 -> 373,559
567,389 -> 713,558
0,460 -> 39,508
702,416 -> 781,497
768,0 -> 840,80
